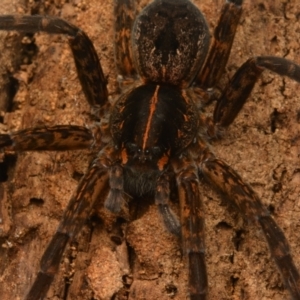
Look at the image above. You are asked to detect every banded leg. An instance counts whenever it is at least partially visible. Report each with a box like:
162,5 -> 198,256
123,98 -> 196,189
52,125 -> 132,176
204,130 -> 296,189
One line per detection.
25,151 -> 111,300
214,56 -> 300,127
200,157 -> 300,299
174,157 -> 207,300
0,15 -> 108,110
197,0 -> 243,88
114,0 -> 137,79
0,125 -> 94,151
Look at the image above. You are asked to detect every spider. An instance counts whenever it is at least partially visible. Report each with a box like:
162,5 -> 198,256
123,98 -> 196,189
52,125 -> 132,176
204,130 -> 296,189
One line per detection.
0,0 -> 300,299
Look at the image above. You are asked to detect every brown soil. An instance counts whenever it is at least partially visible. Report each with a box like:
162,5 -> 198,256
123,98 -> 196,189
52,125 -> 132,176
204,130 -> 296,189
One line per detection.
0,0 -> 300,300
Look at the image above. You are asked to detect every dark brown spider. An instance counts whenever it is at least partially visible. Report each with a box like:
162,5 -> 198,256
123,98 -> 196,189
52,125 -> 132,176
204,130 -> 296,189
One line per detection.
0,0 -> 300,299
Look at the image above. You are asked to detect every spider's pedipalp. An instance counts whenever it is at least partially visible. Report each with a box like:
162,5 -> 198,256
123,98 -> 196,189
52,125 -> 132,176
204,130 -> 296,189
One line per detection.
155,172 -> 181,236
105,164 -> 125,213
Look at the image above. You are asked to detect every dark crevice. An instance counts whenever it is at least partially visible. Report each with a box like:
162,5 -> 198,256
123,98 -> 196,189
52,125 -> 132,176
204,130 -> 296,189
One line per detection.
0,162 -> 8,183
296,110 -> 300,124
6,76 -> 19,112
72,170 -> 84,181
270,108 -> 287,133
215,221 -> 233,230
127,241 -> 136,276
0,75 -> 19,114
230,275 -> 239,294
87,214 -> 103,243
62,272 -> 72,299
257,3 -> 266,11
270,109 -> 278,133
110,217 -> 126,245
63,277 -> 71,300
165,283 -> 178,296
272,182 -> 282,193
232,230 -> 245,251
29,197 -> 44,206
0,155 -> 17,182
268,204 -> 275,214
270,35 -> 278,43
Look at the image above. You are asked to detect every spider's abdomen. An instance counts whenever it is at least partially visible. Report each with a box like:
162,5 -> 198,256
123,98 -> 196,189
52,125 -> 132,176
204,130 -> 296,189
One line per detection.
111,84 -> 198,171
132,0 -> 210,87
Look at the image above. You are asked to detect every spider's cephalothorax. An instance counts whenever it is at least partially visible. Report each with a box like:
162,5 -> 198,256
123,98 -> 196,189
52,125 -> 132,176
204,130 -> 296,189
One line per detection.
1,0 -> 300,299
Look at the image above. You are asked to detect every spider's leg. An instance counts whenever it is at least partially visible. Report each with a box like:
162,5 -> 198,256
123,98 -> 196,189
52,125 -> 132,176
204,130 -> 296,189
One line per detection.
173,156 -> 207,300
196,0 -> 243,88
114,0 -> 137,80
0,125 -> 94,151
25,147 -> 112,300
155,172 -> 180,236
0,15 -> 108,111
200,156 -> 300,299
214,56 -> 300,127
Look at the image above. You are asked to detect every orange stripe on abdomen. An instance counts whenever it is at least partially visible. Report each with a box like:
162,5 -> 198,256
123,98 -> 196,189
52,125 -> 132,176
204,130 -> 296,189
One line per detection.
142,85 -> 160,150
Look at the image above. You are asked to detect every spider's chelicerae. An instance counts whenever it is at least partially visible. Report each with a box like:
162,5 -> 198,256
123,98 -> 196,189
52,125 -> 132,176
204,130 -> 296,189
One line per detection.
0,0 -> 300,299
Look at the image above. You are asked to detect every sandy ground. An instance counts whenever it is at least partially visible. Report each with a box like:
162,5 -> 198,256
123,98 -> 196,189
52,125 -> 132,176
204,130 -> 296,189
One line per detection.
0,0 -> 300,299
